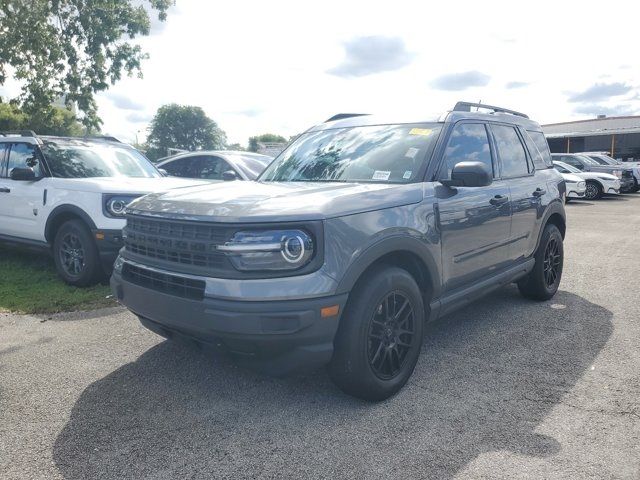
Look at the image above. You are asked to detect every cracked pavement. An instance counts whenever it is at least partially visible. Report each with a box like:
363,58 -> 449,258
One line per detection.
1,195 -> 639,479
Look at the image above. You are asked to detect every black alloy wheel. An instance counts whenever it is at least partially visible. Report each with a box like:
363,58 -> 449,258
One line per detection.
367,291 -> 416,380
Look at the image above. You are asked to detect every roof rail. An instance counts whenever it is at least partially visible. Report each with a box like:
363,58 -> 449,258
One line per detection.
84,135 -> 122,143
0,130 -> 37,137
325,113 -> 369,123
453,102 -> 529,119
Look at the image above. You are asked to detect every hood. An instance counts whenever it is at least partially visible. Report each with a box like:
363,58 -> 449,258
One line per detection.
578,171 -> 618,181
51,176 -> 212,194
561,173 -> 584,183
128,181 -> 424,222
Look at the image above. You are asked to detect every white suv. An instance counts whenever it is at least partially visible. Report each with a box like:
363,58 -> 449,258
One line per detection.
0,132 -> 209,286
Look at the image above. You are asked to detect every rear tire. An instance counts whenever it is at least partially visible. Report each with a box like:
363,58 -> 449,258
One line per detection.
328,266 -> 425,401
518,224 -> 563,301
53,219 -> 103,286
584,181 -> 602,200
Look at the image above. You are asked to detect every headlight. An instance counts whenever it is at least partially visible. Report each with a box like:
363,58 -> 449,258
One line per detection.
578,181 -> 586,188
613,170 -> 622,178
218,229 -> 314,271
103,195 -> 140,218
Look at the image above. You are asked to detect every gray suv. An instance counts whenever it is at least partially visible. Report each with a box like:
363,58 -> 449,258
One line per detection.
111,102 -> 566,400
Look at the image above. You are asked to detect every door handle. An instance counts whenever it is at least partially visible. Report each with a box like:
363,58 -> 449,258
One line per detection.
532,187 -> 546,197
0,187 -> 10,193
489,195 -> 508,206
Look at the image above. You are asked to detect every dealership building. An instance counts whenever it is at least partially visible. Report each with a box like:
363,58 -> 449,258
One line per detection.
542,115 -> 640,161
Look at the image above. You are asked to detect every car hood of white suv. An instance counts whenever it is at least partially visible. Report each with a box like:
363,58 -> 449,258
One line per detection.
50,176 -> 212,194
574,171 -> 618,182
560,173 -> 583,183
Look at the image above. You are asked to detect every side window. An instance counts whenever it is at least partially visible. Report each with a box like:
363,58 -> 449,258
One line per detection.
197,156 -> 226,180
524,130 -> 552,169
491,125 -> 529,178
440,123 -> 493,179
7,143 -> 42,178
162,157 -> 197,177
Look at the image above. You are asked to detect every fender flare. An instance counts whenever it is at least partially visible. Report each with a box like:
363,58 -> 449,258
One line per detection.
533,200 -> 566,252
335,235 -> 441,299
45,204 -> 97,243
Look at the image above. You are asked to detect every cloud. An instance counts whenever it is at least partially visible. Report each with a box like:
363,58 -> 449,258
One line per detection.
505,81 -> 529,89
572,103 -> 638,116
126,112 -> 153,123
567,82 -> 632,103
430,71 -> 491,91
228,108 -> 263,117
105,92 -> 145,111
327,36 -> 415,78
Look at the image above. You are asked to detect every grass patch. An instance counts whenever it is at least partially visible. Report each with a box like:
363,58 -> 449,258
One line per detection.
0,246 -> 116,314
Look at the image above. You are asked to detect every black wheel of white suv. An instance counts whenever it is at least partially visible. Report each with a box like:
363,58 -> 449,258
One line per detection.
53,219 -> 103,286
328,266 -> 424,401
517,223 -> 563,301
584,181 -> 602,200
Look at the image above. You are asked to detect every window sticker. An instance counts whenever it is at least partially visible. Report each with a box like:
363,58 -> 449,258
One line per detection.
372,170 -> 391,181
405,147 -> 419,159
409,128 -> 432,136
403,170 -> 412,179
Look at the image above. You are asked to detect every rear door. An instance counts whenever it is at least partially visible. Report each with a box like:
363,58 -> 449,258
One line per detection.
489,124 -> 543,261
436,122 -> 513,292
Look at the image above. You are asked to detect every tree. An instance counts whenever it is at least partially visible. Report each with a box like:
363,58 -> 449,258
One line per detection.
0,0 -> 172,129
248,133 -> 287,152
226,143 -> 245,151
0,99 -> 83,135
145,104 -> 227,160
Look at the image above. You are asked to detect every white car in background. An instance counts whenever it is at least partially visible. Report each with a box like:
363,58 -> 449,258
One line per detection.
553,160 -> 620,200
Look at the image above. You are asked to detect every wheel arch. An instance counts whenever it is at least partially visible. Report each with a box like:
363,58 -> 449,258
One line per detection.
45,205 -> 97,244
533,200 -> 566,254
335,236 -> 441,315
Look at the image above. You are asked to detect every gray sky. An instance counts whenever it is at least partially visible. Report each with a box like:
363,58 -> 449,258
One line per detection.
5,0 -> 639,145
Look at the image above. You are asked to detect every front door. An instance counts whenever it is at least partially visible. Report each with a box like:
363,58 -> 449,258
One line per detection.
0,142 -> 48,241
436,122 -> 513,292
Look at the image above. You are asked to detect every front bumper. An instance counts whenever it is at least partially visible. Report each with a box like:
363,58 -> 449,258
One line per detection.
111,267 -> 348,375
92,229 -> 124,272
620,177 -> 634,192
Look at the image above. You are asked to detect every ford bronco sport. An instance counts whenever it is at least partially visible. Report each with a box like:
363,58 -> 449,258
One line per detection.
111,102 -> 567,400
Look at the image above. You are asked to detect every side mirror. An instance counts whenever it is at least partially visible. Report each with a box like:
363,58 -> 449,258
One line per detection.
442,161 -> 492,188
222,170 -> 239,181
10,167 -> 37,181
158,168 -> 169,176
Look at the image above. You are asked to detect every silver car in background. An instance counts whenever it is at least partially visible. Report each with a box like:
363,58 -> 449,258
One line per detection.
552,160 -> 620,200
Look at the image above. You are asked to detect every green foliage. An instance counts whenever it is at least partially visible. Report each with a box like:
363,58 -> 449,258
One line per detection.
0,100 -> 83,135
226,143 -> 245,151
248,133 -> 287,152
0,247 -> 114,314
0,0 -> 172,129
146,104 -> 227,160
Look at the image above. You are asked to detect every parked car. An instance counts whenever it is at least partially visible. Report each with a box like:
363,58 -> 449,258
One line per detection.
157,151 -> 272,181
111,102 -> 566,401
552,160 -> 619,200
0,132 -> 211,286
581,151 -> 640,192
551,153 -> 634,194
551,161 -> 586,201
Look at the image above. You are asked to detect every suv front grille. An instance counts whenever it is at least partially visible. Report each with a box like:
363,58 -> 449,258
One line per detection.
124,215 -> 234,273
122,263 -> 205,300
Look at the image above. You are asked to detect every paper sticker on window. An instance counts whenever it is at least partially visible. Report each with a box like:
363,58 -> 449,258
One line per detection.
409,128 -> 432,136
405,147 -> 419,159
372,170 -> 391,181
403,171 -> 412,179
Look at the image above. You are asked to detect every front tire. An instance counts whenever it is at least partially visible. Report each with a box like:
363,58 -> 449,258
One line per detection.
53,219 -> 103,286
584,181 -> 602,200
518,224 -> 563,301
328,266 -> 425,401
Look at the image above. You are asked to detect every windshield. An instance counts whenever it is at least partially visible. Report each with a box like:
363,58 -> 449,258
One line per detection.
42,141 -> 160,178
591,154 -> 620,165
259,124 -> 441,183
229,154 -> 272,180
554,161 -> 581,174
575,155 -> 600,166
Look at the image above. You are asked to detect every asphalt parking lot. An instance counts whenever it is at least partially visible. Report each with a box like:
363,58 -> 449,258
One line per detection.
1,195 -> 639,479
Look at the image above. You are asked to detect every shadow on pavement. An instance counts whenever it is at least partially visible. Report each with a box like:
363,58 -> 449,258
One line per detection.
53,286 -> 612,479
